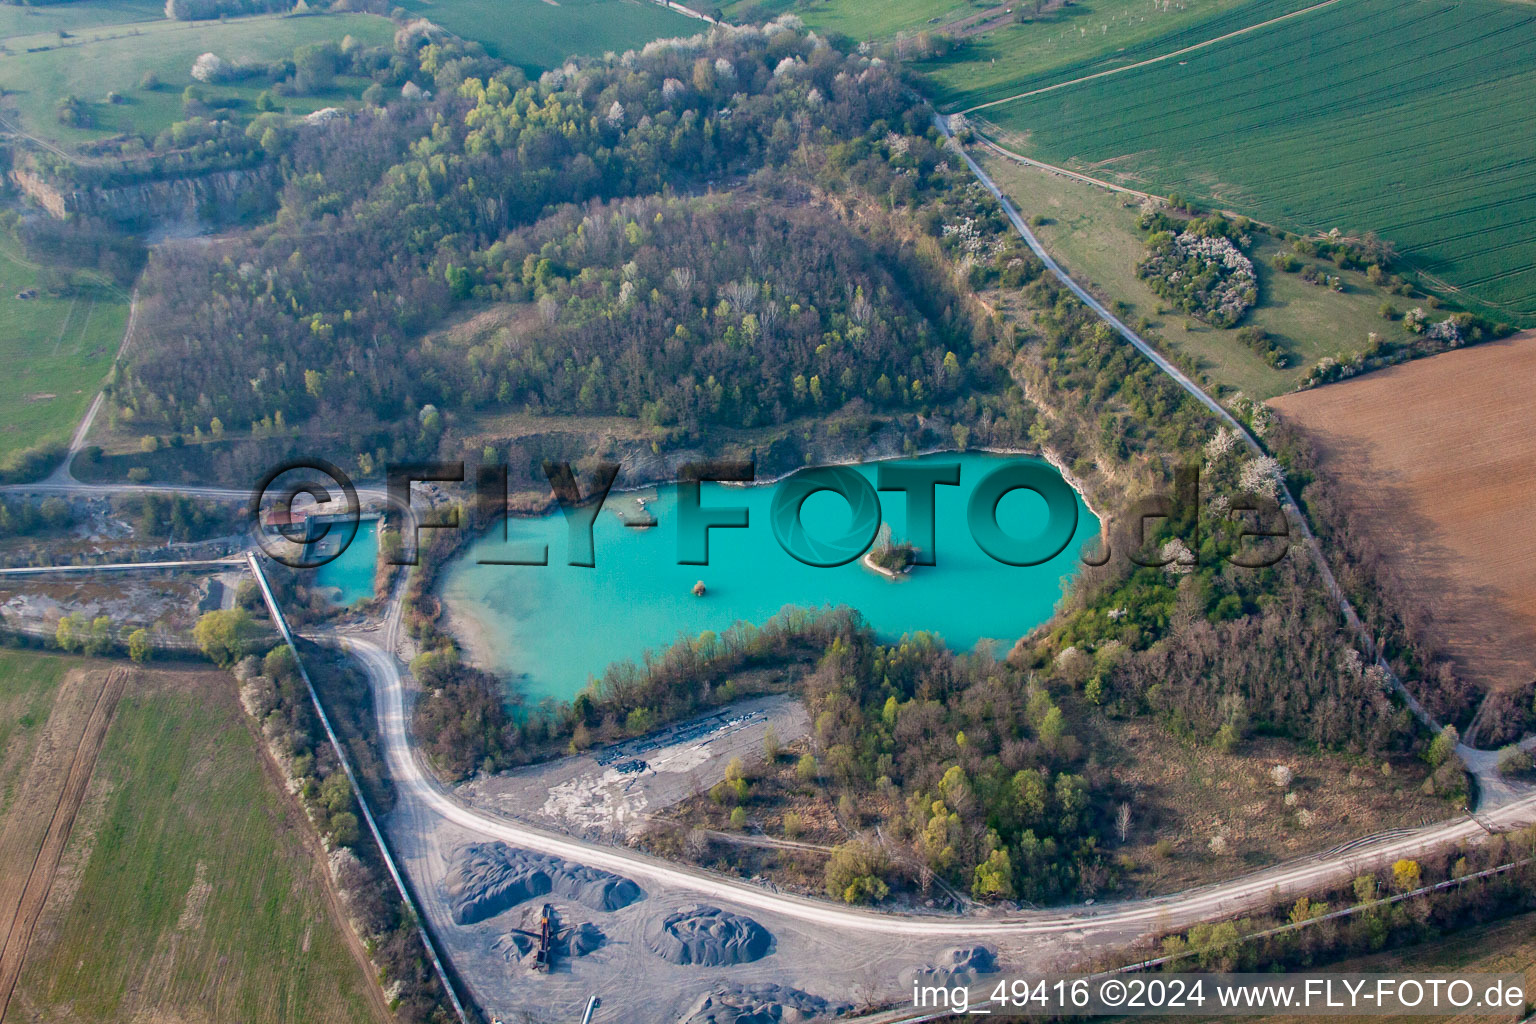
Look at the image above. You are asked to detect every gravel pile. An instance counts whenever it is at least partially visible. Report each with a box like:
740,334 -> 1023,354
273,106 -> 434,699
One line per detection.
491,931 -> 533,961
567,921 -> 606,957
680,982 -> 852,1023
644,905 -> 773,966
906,944 -> 999,988
445,844 -> 644,925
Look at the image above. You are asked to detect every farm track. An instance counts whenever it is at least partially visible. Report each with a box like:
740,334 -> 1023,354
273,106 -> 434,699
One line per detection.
926,0 -> 1321,112
0,667 -> 126,1024
959,0 -> 1344,113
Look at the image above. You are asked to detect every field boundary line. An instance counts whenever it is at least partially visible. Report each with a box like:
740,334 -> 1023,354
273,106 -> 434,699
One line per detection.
0,667 -> 126,1024
959,0 -> 1344,114
971,132 -> 1159,201
971,131 -> 1305,261
47,295 -> 79,357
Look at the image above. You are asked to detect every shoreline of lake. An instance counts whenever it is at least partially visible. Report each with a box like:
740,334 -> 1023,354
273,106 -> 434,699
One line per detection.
440,451 -> 1101,707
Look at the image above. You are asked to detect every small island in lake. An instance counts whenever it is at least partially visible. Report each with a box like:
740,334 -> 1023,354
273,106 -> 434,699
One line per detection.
863,523 -> 918,579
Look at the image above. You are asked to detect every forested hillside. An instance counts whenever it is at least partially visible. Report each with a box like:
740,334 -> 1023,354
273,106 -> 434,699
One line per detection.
120,25 -> 932,447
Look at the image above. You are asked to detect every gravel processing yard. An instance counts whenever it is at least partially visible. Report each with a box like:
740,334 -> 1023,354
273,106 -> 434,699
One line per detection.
389,812 -> 1074,1024
458,695 -> 810,842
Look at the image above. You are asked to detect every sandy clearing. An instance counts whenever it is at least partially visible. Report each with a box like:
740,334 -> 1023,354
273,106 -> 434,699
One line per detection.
461,694 -> 811,842
1270,331 -> 1536,693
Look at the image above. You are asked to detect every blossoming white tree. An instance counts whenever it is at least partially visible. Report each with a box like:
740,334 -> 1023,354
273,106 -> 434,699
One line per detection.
190,52 -> 226,83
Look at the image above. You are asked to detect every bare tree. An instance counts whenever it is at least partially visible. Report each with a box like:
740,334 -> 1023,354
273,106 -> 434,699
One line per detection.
1115,802 -> 1132,844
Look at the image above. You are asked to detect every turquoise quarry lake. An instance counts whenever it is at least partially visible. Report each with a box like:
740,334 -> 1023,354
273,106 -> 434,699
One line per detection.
442,453 -> 1098,707
313,519 -> 378,606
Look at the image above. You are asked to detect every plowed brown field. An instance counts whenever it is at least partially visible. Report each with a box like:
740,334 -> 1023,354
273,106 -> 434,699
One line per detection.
1270,331 -> 1536,695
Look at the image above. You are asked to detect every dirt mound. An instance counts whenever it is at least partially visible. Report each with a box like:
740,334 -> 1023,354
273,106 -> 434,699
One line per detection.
905,945 -> 999,988
644,905 -> 773,966
445,844 -> 643,925
491,930 -> 534,961
680,982 -> 852,1023
567,921 -> 605,956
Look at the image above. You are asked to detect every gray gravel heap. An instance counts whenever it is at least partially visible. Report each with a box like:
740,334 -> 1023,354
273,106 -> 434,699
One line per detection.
567,921 -> 606,957
445,844 -> 643,925
680,982 -> 853,1024
490,930 -> 533,961
644,905 -> 773,966
907,944 -> 999,988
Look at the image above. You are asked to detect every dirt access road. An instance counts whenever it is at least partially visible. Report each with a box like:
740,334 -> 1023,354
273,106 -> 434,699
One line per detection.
336,627 -> 1536,1019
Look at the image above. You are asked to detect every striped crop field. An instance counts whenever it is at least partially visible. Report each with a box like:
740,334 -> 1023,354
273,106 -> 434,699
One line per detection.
976,0 -> 1536,324
919,0 -> 1322,113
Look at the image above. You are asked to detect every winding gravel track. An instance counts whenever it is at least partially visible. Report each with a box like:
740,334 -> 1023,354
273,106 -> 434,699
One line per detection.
342,632 -> 1536,942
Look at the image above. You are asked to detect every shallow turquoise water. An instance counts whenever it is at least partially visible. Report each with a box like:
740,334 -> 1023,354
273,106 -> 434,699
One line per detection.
442,453 -> 1098,707
313,519 -> 377,606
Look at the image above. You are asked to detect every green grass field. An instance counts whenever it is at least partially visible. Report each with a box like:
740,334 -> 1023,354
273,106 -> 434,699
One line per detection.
979,151 -> 1408,398
0,0 -> 161,42
0,11 -> 393,147
976,0 -> 1536,324
0,236 -> 127,463
399,0 -> 699,74
13,657 -> 384,1024
721,0 -> 975,40
717,0 -> 1316,110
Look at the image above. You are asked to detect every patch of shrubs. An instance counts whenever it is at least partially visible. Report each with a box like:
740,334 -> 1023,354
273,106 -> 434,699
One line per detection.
1235,325 -> 1288,368
1137,224 -> 1257,328
1298,263 -> 1344,290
